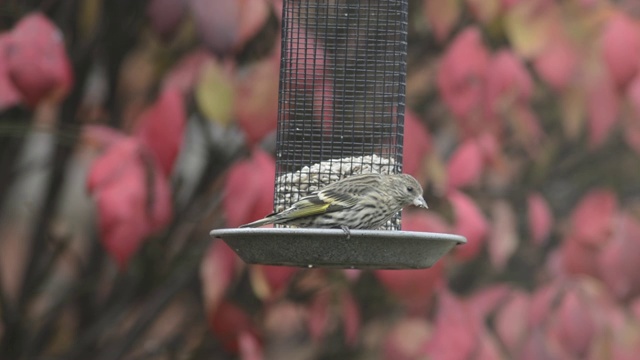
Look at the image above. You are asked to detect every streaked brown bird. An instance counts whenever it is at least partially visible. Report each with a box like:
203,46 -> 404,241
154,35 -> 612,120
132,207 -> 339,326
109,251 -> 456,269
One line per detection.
240,173 -> 428,233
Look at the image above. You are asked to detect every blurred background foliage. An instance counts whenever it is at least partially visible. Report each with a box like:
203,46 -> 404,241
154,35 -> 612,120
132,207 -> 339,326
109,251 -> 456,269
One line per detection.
2,0 -> 640,359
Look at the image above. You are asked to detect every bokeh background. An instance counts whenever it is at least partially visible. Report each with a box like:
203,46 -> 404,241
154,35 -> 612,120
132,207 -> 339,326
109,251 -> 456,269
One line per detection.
2,0 -> 640,359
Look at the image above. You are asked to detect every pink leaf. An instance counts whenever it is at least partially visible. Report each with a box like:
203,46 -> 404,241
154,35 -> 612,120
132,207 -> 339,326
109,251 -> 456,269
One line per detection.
134,89 -> 186,176
223,149 -> 275,227
475,333 -> 506,360
587,72 -> 620,148
384,318 -> 432,360
495,291 -> 531,356
625,73 -> 640,154
284,21 -> 326,91
402,210 -> 451,234
533,37 -> 578,91
485,49 -> 533,120
88,137 -> 173,268
446,139 -> 484,191
162,49 -> 212,95
200,240 -> 239,315
466,284 -> 512,320
488,200 -> 518,270
308,291 -> 331,343
188,0 -> 239,53
423,290 -> 480,360
0,35 -> 22,110
569,189 -> 617,246
239,331 -> 263,360
559,236 -> 600,278
147,0 -> 187,39
403,110 -> 432,178
601,12 -> 640,89
527,193 -> 553,245
548,287 -> 598,356
422,0 -> 461,42
5,13 -> 73,107
341,292 -> 360,346
437,27 -> 489,122
235,53 -> 280,145
237,0 -> 269,50
597,213 -> 640,300
448,190 -> 489,260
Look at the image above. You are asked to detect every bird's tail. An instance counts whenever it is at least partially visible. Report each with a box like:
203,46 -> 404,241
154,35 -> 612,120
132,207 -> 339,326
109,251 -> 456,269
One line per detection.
239,217 -> 275,228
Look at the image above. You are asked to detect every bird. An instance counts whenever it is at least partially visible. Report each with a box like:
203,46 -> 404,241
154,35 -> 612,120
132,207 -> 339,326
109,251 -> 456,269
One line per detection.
239,173 -> 428,235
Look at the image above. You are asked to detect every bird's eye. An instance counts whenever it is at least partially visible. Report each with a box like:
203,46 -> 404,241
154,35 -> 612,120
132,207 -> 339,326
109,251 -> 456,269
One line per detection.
407,186 -> 414,193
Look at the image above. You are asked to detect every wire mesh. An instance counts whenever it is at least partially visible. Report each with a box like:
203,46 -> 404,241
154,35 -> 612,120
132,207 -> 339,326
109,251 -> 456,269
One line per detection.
275,0 -> 408,230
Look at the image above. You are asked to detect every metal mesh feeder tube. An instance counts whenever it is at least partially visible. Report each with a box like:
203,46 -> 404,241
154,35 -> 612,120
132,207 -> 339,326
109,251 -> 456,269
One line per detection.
210,0 -> 466,268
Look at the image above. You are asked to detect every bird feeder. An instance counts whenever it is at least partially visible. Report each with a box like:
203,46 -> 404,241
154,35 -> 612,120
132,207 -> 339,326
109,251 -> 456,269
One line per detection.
211,0 -> 466,268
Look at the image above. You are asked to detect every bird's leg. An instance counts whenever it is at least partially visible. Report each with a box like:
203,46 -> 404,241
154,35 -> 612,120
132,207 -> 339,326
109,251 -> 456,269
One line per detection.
341,225 -> 351,240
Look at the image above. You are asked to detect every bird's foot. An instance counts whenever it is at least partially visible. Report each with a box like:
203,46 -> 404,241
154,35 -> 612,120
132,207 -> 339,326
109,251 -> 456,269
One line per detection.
341,225 -> 351,240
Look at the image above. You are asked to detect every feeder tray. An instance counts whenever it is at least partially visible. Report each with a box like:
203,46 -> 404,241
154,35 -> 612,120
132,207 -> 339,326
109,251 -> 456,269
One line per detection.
210,0 -> 466,269
210,228 -> 466,269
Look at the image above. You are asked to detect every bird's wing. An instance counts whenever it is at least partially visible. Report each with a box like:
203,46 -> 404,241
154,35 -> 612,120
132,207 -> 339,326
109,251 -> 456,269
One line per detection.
272,174 -> 383,221
276,190 -> 353,219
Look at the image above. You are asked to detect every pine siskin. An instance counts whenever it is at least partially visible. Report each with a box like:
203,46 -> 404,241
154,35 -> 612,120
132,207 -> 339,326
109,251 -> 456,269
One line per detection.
240,173 -> 428,231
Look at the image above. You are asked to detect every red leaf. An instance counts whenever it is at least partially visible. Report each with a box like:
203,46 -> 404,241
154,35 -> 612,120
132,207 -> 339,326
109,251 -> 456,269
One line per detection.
5,13 -> 73,107
570,189 -> 617,246
437,27 -> 489,122
533,37 -> 578,91
587,72 -> 620,148
448,190 -> 489,260
488,199 -> 518,270
374,262 -> 444,315
341,292 -> 360,346
383,318 -> 431,360
235,53 -> 280,145
88,137 -> 173,268
446,139 -> 484,191
134,89 -> 186,176
308,291 -> 331,343
601,12 -> 640,89
403,110 -> 432,178
147,0 -> 187,39
250,264 -> 297,300
201,240 -> 239,314
0,34 -> 22,110
423,290 -> 480,360
223,149 -> 275,227
527,193 -> 553,245
209,301 -> 260,354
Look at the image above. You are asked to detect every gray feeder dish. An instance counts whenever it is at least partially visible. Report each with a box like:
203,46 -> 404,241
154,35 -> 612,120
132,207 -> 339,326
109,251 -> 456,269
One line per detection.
209,228 -> 467,269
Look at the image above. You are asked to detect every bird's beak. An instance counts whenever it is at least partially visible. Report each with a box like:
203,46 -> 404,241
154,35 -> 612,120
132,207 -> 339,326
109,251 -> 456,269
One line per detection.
413,196 -> 428,209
